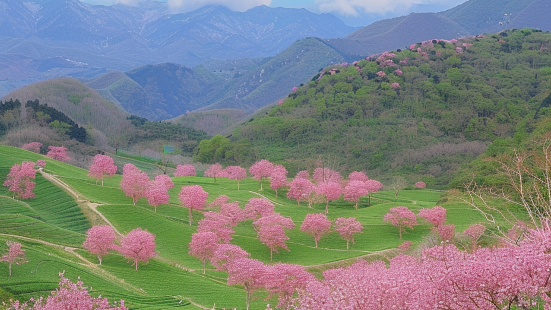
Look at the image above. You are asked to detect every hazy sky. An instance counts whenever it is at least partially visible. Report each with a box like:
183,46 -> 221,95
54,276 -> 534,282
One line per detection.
81,0 -> 470,26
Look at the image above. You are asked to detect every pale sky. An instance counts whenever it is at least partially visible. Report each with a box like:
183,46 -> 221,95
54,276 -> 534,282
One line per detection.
81,0 -> 469,26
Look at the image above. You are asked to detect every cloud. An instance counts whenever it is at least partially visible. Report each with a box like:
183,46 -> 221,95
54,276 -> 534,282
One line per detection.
167,0 -> 272,12
316,0 -> 462,16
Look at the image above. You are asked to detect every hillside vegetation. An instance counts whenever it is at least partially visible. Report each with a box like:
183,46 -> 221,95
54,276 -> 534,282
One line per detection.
206,29 -> 551,188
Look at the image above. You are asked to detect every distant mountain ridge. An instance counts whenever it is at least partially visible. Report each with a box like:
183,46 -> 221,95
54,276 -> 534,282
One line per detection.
0,0 -> 357,97
327,0 -> 551,58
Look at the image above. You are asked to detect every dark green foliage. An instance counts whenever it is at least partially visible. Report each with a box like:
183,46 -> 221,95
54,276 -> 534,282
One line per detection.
25,100 -> 87,143
220,30 -> 551,187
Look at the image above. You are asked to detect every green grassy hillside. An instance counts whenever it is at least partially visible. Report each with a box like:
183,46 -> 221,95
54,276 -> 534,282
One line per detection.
0,145 -> 492,309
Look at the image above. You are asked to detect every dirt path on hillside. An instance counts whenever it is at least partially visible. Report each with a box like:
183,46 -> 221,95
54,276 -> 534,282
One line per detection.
247,191 -> 284,206
38,170 -> 122,236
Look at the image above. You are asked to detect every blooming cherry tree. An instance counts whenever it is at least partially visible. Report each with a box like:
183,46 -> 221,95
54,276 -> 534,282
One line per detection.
179,185 -> 208,225
1,241 -> 27,276
315,181 -> 342,215
83,225 -> 116,265
87,154 -> 117,186
253,213 -> 295,261
3,162 -> 37,199
198,212 -> 235,243
174,164 -> 196,177
287,177 -> 315,206
300,213 -> 332,248
220,202 -> 247,226
418,206 -> 447,227
348,171 -> 368,182
334,217 -> 363,249
226,258 -> 267,310
21,142 -> 42,153
414,181 -> 426,189
265,263 -> 316,309
269,165 -> 288,198
384,206 -> 417,239
46,146 -> 70,162
249,159 -> 274,190
204,163 -> 223,182
116,228 -> 156,271
144,179 -> 169,212
343,180 -> 368,209
210,244 -> 250,271
120,164 -> 149,205
365,179 -> 383,205
154,174 -> 174,190
244,198 -> 275,220
188,231 -> 219,274
224,166 -> 247,190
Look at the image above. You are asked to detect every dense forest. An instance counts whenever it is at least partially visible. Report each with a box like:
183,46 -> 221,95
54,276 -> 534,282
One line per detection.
196,29 -> 551,187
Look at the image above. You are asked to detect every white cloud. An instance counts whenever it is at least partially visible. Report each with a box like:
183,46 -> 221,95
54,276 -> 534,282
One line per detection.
316,0 -> 461,16
167,0 -> 271,12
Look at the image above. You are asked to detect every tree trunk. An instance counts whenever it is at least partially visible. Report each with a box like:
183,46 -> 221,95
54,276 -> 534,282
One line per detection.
270,249 -> 273,261
346,240 -> 349,250
135,260 -> 138,271
203,260 -> 206,274
325,200 -> 329,215
8,263 -> 12,276
189,208 -> 193,226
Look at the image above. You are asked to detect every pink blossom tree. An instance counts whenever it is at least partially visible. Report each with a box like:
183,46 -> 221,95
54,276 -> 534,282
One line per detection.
1,241 -> 27,276
348,171 -> 368,182
144,180 -> 169,212
312,167 -> 342,184
315,181 -> 342,215
82,225 -> 116,265
36,160 -> 46,169
414,181 -> 426,189
244,198 -> 275,220
3,161 -> 37,199
253,213 -> 295,261
435,223 -> 455,243
249,159 -> 274,190
21,142 -> 42,153
226,258 -> 267,310
208,195 -> 230,207
178,185 -> 208,225
210,244 -> 250,271
384,206 -> 417,239
174,164 -> 196,177
154,174 -> 174,190
343,180 -> 368,209
120,164 -> 149,205
204,163 -> 223,182
365,179 -> 383,205
418,206 -> 447,227
300,213 -> 332,248
87,154 -> 117,186
116,228 -> 156,271
269,165 -> 288,199
295,170 -> 310,179
220,202 -> 247,226
265,263 -> 316,309
9,272 -> 127,310
334,217 -> 364,249
463,224 -> 485,251
46,146 -> 70,162
198,212 -> 235,243
224,166 -> 247,190
188,231 -> 219,274
287,177 -> 315,206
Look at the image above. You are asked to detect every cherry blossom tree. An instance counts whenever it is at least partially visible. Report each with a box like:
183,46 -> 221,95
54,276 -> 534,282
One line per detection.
9,272 -> 127,310
210,244 -> 250,271
348,171 -> 368,182
287,177 -> 315,206
188,231 -> 219,274
116,228 -> 156,271
244,198 -> 275,220
174,164 -> 196,177
300,213 -> 332,248
365,179 -> 383,205
343,180 -> 368,209
312,167 -> 341,184
1,241 -> 27,276
83,225 -> 116,265
334,217 -> 364,249
226,258 -> 267,310
315,181 -> 342,215
46,146 -> 69,162
36,160 -> 46,169
198,212 -> 235,243
435,223 -> 455,243
87,154 -> 117,186
204,163 -> 223,182
144,180 -> 169,212
463,224 -> 485,251
120,164 -> 149,205
414,181 -> 426,189
418,206 -> 447,227
154,174 -> 174,190
3,161 -> 37,199
384,206 -> 417,239
208,195 -> 230,207
295,170 -> 310,179
224,166 -> 247,190
179,185 -> 208,225
253,213 -> 295,261
265,263 -> 316,309
220,202 -> 247,226
249,159 -> 274,190
21,142 -> 42,153
269,165 -> 288,199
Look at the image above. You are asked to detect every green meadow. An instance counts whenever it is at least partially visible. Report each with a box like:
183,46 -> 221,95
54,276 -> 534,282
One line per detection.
0,146 -> 492,309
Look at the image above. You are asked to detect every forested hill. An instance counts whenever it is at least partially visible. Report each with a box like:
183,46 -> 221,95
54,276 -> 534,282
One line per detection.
205,29 -> 551,188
